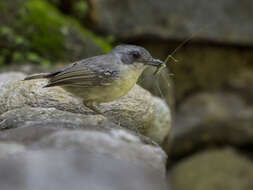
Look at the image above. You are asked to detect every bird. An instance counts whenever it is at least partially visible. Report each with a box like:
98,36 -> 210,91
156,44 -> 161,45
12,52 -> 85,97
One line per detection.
24,45 -> 165,113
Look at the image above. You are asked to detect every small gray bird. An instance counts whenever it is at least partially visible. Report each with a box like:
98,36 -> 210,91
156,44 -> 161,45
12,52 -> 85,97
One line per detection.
24,45 -> 165,112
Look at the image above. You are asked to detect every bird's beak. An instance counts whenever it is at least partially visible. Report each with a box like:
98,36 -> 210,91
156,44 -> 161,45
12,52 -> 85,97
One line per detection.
145,58 -> 166,68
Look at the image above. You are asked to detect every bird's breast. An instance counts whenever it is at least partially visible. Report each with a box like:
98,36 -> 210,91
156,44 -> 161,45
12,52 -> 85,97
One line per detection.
64,65 -> 144,103
93,68 -> 140,103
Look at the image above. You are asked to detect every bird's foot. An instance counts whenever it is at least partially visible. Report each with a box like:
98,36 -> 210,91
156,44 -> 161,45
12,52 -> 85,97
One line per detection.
84,102 -> 103,115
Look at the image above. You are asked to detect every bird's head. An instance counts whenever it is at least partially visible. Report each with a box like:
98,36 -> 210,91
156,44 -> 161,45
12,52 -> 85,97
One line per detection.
112,45 -> 165,69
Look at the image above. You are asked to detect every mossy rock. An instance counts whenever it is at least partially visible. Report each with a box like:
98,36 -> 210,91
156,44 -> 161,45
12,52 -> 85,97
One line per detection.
0,0 -> 111,65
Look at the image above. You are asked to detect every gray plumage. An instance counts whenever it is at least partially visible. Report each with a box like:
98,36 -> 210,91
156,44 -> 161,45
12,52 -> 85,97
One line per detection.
24,45 -> 165,105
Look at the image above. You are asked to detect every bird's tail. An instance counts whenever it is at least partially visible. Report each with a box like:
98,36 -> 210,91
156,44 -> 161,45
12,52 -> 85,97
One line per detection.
23,73 -> 51,80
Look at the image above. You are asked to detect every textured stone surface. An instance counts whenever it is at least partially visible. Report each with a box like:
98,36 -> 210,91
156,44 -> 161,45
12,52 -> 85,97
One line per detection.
171,92 -> 253,157
0,150 -> 168,190
144,97 -> 171,144
90,0 -> 253,45
37,129 -> 167,173
167,44 -> 253,101
228,69 -> 253,105
0,126 -> 61,145
138,66 -> 174,107
0,72 -> 26,97
0,71 -> 170,188
0,107 -> 111,130
171,148 -> 253,190
0,75 -> 171,143
0,142 -> 26,158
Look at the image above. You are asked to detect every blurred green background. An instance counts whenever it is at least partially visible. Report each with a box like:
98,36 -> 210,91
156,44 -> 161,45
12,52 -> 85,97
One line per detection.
1,0 -> 253,190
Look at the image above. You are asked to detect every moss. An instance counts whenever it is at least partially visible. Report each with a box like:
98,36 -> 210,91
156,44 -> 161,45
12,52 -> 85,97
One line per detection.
0,2 -> 8,12
0,55 -> 4,66
21,0 -> 67,59
20,0 -> 111,59
72,1 -> 88,20
0,0 -> 111,66
92,36 -> 112,53
72,20 -> 112,53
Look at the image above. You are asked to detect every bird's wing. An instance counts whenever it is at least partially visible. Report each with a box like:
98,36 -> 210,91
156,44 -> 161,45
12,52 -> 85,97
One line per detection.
45,55 -> 120,87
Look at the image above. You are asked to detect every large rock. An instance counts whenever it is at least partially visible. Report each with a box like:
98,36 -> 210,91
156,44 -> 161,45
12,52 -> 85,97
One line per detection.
138,66 -> 174,107
0,120 -> 167,176
171,148 -> 253,190
0,114 -> 168,174
166,44 -> 253,101
170,92 -> 253,157
0,73 -> 171,144
90,0 -> 253,45
0,142 -> 26,158
37,129 -> 167,173
0,149 -> 168,190
228,69 -> 253,105
0,71 -> 169,188
0,72 -> 26,97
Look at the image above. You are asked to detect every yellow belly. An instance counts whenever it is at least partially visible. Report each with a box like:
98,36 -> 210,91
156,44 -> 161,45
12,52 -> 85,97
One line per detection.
63,69 -> 141,103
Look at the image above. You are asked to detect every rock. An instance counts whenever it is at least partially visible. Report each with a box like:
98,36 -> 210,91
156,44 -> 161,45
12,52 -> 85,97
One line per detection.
98,85 -> 172,141
0,71 -> 170,188
90,0 -> 253,45
0,107 -> 112,130
228,69 -> 253,105
0,64 -> 50,75
0,75 -> 171,144
0,142 -> 26,158
0,72 -> 26,97
138,66 -> 174,107
0,78 -> 90,115
170,92 -> 253,158
0,107 -> 155,146
37,129 -> 167,173
170,148 -> 253,190
0,110 -> 168,180
165,44 -> 253,101
0,149 -> 168,190
144,97 -> 172,144
0,126 -> 61,145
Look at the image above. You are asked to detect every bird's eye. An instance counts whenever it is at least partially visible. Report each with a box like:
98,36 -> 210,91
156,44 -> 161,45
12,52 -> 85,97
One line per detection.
132,51 -> 140,59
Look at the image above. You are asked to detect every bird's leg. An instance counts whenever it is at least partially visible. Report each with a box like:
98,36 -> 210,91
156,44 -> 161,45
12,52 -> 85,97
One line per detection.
83,101 -> 103,115
83,101 -> 125,127
83,101 -> 140,134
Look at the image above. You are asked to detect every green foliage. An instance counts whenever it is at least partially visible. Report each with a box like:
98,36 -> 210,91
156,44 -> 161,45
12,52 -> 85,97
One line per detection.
12,52 -> 24,62
0,55 -> 4,66
0,26 -> 12,35
73,21 -> 112,53
73,1 -> 88,20
0,0 -> 112,67
21,0 -> 66,59
0,1 -> 8,12
20,0 -> 111,58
